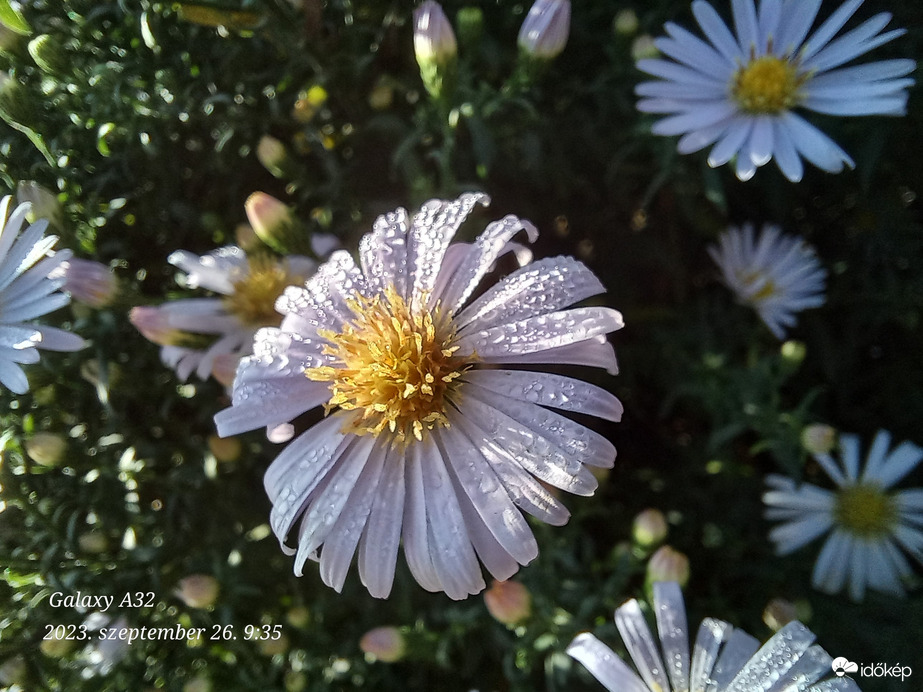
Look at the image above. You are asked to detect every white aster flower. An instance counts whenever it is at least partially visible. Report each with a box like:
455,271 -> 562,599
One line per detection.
764,429 -> 923,601
0,195 -> 85,394
568,581 -> 860,691
131,245 -> 319,382
215,193 -> 624,599
636,0 -> 916,181
708,223 -> 826,338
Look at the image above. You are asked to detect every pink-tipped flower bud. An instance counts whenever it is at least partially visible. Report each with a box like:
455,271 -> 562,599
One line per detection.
244,192 -> 304,254
50,258 -> 117,308
359,626 -> 406,663
484,579 -> 532,626
518,0 -> 570,60
646,546 -> 690,588
130,306 -> 183,346
174,574 -> 220,609
632,508 -> 668,548
801,424 -> 837,455
413,1 -> 457,100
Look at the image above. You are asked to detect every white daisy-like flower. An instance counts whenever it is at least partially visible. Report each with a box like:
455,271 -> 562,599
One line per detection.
708,223 -> 826,338
214,193 -> 624,599
636,0 -> 916,181
764,429 -> 923,602
130,245 -> 319,383
0,195 -> 85,394
568,581 -> 860,691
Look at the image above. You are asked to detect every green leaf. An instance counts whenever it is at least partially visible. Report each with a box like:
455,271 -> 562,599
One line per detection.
0,0 -> 31,35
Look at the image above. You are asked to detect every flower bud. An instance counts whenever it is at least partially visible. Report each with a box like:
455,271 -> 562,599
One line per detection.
286,606 -> 311,628
413,1 -> 457,100
632,508 -> 668,548
801,424 -> 836,455
208,434 -> 242,462
484,579 -> 532,626
359,626 -> 406,662
256,135 -> 289,179
25,432 -> 67,467
762,597 -> 798,632
646,546 -> 690,588
630,35 -> 658,61
174,574 -> 220,609
245,192 -> 308,254
16,180 -> 63,229
50,258 -> 117,308
518,0 -> 570,60
781,340 -> 806,366
613,9 -> 639,35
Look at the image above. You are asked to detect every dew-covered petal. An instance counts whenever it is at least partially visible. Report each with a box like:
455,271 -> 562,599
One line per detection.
710,628 -> 761,689
615,598 -> 670,692
724,621 -> 816,692
690,618 -> 733,692
360,206 -> 411,298
357,442 -> 405,598
652,582 -> 690,692
402,443 -> 442,592
479,335 -> 619,374
567,633 -> 649,692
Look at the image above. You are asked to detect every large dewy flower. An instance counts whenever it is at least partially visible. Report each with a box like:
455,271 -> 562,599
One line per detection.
0,195 -> 85,394
636,0 -> 916,181
764,429 -> 923,601
215,193 -> 624,599
567,581 -> 860,691
709,223 -> 826,338
131,246 -> 318,383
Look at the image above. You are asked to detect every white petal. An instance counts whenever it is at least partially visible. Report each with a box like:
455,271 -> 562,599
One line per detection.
567,633 -> 649,692
0,359 -> 29,394
800,0 -> 863,63
710,628 -> 760,689
358,444 -> 405,598
653,582 -> 690,692
725,621 -> 816,692
402,443 -> 442,592
775,0 -> 821,54
690,618 -> 733,692
359,206 -> 410,298
692,0 -> 744,62
615,598 -> 670,692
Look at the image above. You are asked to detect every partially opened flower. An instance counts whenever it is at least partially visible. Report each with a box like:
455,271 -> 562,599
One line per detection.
709,223 -> 826,338
131,245 -> 319,382
0,195 -> 85,394
764,429 -> 923,601
49,257 -> 116,308
215,193 -> 624,599
567,581 -> 860,691
636,0 -> 915,181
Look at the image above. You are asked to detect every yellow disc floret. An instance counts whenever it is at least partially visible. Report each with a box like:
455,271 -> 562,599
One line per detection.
732,54 -> 804,114
834,484 -> 898,538
306,286 -> 470,442
224,254 -> 306,328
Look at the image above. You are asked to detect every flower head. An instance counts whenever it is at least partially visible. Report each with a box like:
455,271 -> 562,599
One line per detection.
567,581 -> 860,691
764,429 -> 923,601
215,193 -> 624,599
636,0 -> 916,181
709,223 -> 826,338
518,0 -> 571,60
0,195 -> 85,394
132,245 -> 319,383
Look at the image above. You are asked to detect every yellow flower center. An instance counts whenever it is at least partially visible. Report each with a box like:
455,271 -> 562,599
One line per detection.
732,55 -> 804,114
834,484 -> 898,538
737,270 -> 777,302
305,287 -> 469,442
224,254 -> 305,328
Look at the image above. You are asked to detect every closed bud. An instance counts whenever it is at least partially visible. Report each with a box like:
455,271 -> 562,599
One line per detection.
613,9 -> 639,36
781,340 -> 806,366
208,434 -> 242,462
25,432 -> 68,467
630,35 -> 659,61
50,258 -> 117,308
16,180 -> 63,229
801,424 -> 837,455
518,0 -> 570,60
632,508 -> 668,548
245,192 -> 309,254
646,546 -> 690,588
174,574 -> 220,609
360,626 -> 406,662
484,579 -> 532,626
413,1 -> 457,100
256,135 -> 289,178
762,597 -> 798,632
28,34 -> 70,75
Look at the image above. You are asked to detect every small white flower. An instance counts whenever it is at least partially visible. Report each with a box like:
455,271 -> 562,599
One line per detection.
131,246 -> 319,382
215,193 -> 624,599
0,195 -> 85,394
764,429 -> 923,601
709,223 -> 826,338
636,0 -> 916,181
567,581 -> 860,691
